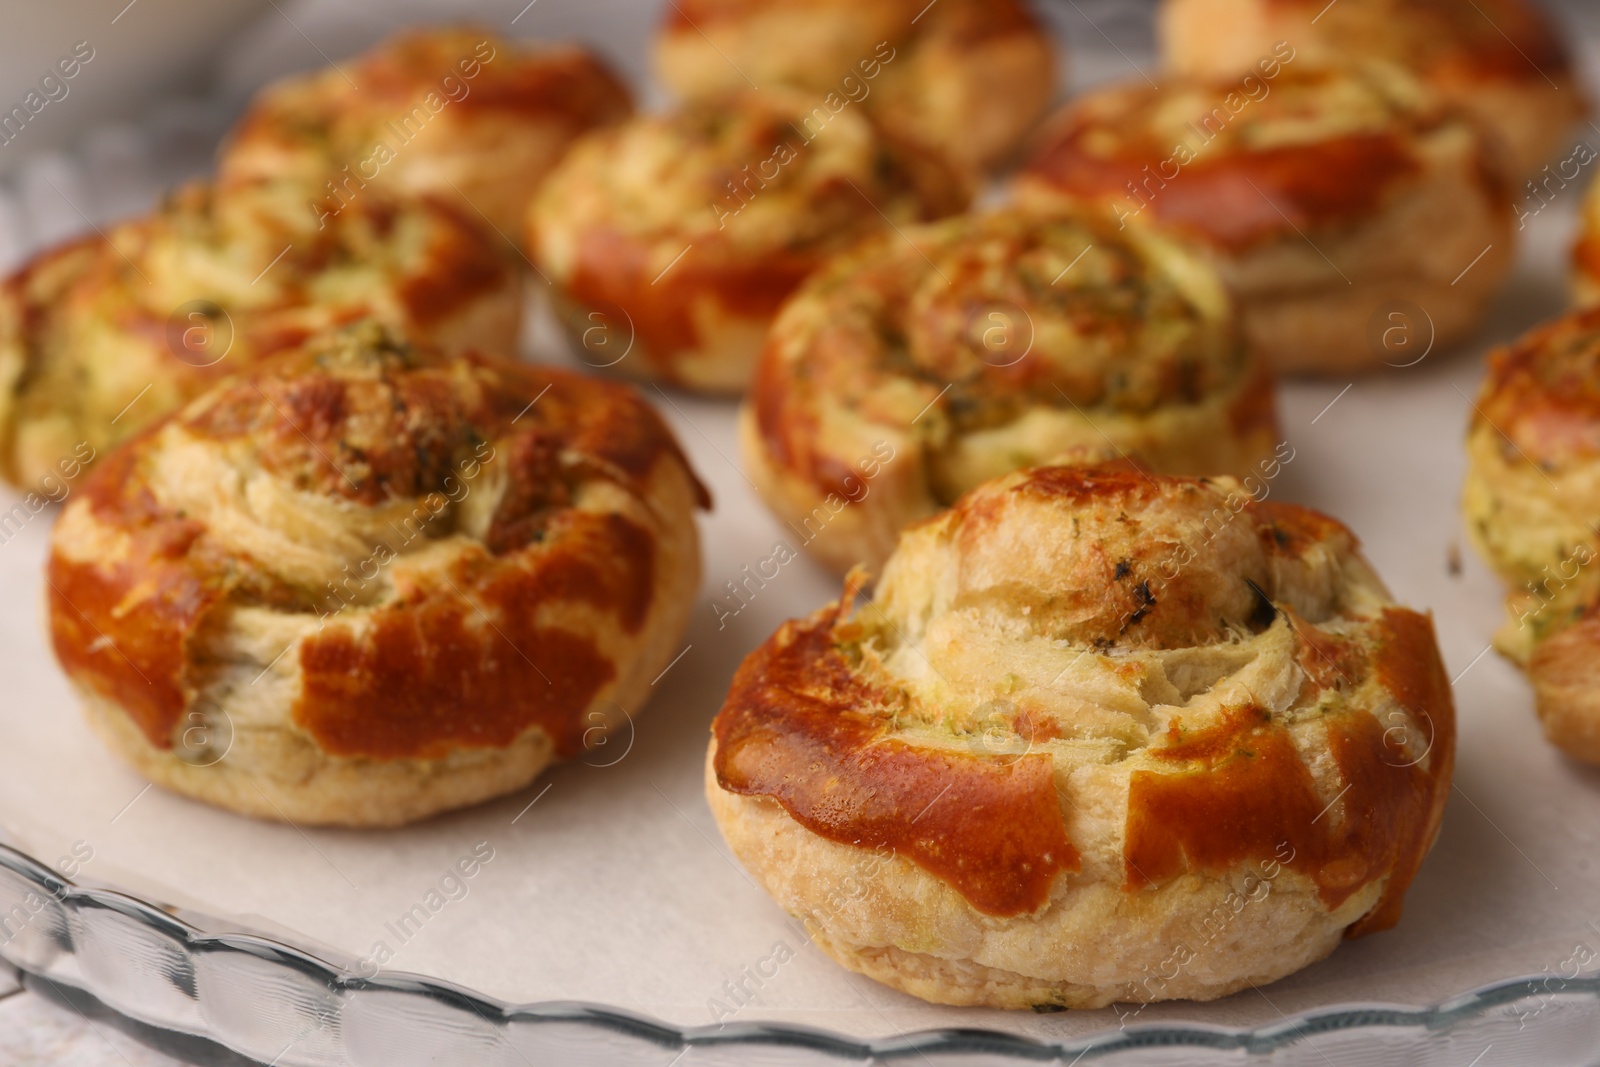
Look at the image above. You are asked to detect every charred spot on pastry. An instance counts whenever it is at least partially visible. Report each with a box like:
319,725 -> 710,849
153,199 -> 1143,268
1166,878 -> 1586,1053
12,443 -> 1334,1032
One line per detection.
1123,580 -> 1157,630
1244,577 -> 1278,630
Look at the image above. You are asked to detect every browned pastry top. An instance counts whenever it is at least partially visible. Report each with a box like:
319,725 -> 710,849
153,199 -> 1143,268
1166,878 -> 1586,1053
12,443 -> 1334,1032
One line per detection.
530,87 -> 969,379
49,326 -> 708,762
749,209 -> 1267,505
220,27 -> 632,186
713,461 -> 1453,929
1021,64 -> 1505,251
1474,306 -> 1600,463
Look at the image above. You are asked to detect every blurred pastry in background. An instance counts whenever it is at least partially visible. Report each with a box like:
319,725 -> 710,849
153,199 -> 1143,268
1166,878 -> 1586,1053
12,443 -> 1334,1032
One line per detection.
219,27 -> 632,245
708,456 -> 1454,1009
528,88 -> 969,394
1571,173 -> 1600,307
46,324 -> 707,827
0,178 -> 518,492
1157,0 -> 1585,178
653,0 -> 1056,173
1015,63 -> 1514,375
743,207 -> 1280,573
1463,306 -> 1600,763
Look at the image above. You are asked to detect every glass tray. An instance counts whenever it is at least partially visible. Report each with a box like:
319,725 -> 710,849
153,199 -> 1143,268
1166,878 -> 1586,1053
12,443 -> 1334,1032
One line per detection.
4,834 -> 1599,1066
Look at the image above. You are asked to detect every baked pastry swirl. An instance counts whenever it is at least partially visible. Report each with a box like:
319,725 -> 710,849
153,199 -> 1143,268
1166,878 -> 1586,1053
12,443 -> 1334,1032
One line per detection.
1015,63 -> 1514,375
653,0 -> 1057,173
218,27 -> 633,241
47,324 -> 707,826
1464,307 -> 1600,762
744,208 -> 1280,573
0,178 -> 519,493
709,459 -> 1454,1009
1158,0 -> 1585,178
528,88 -> 970,393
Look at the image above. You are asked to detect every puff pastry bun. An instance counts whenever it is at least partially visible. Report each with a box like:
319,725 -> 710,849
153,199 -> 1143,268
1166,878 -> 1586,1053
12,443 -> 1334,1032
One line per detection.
652,0 -> 1056,173
709,458 -> 1454,1009
1464,307 -> 1600,762
528,88 -> 970,393
1158,0 -> 1585,178
0,178 -> 518,493
219,27 -> 632,241
1015,63 -> 1514,375
47,324 -> 707,827
743,207 -> 1281,573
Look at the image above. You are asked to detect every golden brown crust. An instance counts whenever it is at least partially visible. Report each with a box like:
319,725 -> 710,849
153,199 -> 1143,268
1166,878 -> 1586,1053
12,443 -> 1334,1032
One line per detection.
0,178 -> 519,493
1463,307 -> 1600,762
47,324 -> 707,826
654,0 -> 1057,172
1474,306 -> 1600,464
1015,64 -> 1515,374
1158,0 -> 1585,176
528,88 -> 971,393
1018,64 -> 1498,251
713,598 -> 1081,918
709,459 -> 1454,1008
218,27 -> 633,240
742,207 -> 1280,572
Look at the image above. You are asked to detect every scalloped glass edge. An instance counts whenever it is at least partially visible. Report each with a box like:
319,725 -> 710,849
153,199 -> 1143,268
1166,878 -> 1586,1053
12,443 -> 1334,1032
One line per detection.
2,839 -> 1596,1065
